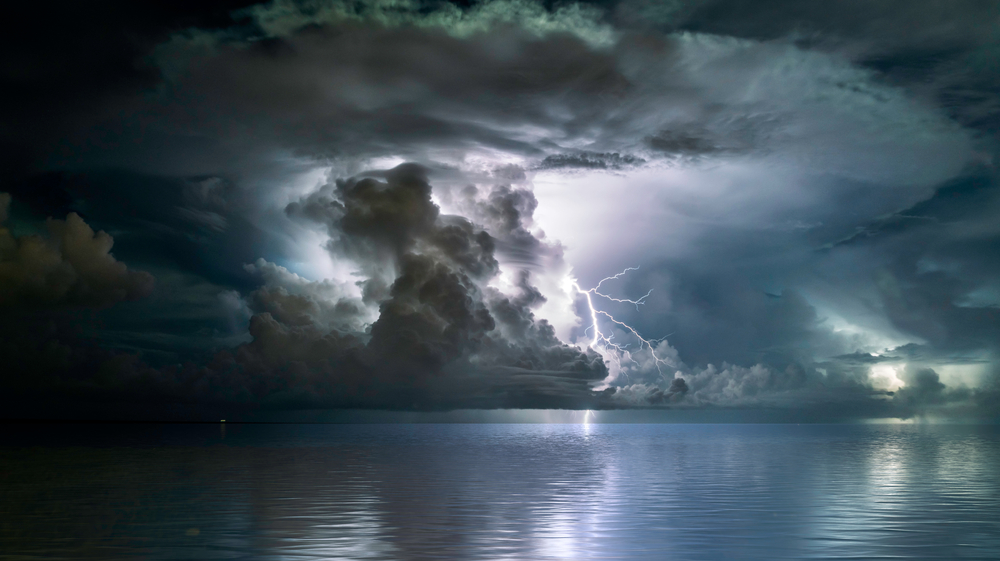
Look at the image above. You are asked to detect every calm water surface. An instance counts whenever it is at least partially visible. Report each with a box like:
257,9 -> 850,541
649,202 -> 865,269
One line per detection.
2,423 -> 999,560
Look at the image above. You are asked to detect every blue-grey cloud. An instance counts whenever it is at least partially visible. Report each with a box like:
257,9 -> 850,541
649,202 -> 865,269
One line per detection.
2,0 -> 998,421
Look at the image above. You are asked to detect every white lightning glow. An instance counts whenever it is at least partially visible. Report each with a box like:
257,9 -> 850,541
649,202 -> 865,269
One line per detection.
591,267 -> 652,311
572,267 -> 673,381
871,364 -> 907,392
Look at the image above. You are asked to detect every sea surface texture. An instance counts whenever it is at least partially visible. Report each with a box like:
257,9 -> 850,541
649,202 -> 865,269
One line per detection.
2,423 -> 999,560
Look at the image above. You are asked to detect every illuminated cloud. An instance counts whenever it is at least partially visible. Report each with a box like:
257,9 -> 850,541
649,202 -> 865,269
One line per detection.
1,0 -> 998,420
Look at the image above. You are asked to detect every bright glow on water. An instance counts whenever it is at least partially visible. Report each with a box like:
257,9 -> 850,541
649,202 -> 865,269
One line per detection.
2,424 -> 999,560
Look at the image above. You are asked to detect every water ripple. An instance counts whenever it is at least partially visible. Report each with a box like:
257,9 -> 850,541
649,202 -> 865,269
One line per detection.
2,424 -> 999,560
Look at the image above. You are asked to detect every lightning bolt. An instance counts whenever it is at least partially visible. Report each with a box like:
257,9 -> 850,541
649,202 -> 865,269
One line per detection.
572,267 -> 673,381
591,267 -> 652,311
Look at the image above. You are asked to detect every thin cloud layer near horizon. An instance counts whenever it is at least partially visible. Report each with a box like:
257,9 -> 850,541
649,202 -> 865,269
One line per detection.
2,0 -> 998,421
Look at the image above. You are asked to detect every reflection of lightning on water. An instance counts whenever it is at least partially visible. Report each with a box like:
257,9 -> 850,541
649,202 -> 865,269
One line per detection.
572,267 -> 672,381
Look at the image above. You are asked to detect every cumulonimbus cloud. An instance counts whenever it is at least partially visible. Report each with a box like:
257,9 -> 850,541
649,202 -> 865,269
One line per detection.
2,1 -> 997,421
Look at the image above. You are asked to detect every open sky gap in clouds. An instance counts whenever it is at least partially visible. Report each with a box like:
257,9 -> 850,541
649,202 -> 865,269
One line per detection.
1,0 -> 998,421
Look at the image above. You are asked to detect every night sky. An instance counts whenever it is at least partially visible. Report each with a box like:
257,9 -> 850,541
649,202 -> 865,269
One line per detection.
2,0 -> 998,422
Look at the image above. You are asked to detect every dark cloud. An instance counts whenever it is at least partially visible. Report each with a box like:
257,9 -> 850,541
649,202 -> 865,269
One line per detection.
655,0 -> 1000,134
1,165 -> 609,411
225,165 -> 608,408
537,152 -> 646,170
3,170 -> 268,290
244,259 -> 367,331
0,0 -> 262,182
830,352 -> 900,365
2,0 -> 997,420
645,113 -> 776,158
447,183 -> 561,269
44,0 -> 962,178
811,165 -> 1000,366
0,194 -> 154,310
278,164 -> 607,406
138,15 -> 629,164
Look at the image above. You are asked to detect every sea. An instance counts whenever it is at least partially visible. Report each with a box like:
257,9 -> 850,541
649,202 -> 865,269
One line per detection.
2,423 -> 999,560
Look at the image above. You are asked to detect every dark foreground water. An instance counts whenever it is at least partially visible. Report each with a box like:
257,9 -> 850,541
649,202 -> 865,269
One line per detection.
2,423 -> 999,560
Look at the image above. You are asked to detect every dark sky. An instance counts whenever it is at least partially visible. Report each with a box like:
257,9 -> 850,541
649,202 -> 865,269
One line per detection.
2,0 -> 998,421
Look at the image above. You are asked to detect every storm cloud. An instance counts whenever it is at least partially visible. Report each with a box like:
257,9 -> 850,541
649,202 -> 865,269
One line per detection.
1,0 -> 998,421
0,194 -> 153,310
